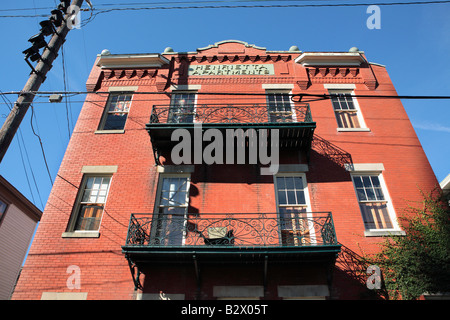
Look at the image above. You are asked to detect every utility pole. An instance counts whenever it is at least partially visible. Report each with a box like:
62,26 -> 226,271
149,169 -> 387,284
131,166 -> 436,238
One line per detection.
0,0 -> 84,163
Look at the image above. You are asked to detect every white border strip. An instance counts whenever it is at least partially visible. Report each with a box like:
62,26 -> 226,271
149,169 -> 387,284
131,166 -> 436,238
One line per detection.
323,84 -> 356,90
345,163 -> 384,172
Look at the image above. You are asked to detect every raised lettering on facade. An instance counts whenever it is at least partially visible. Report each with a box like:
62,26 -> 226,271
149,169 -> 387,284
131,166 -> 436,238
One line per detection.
188,64 -> 275,76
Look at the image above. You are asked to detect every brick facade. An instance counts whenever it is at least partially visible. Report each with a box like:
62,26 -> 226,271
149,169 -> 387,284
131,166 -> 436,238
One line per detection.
12,40 -> 439,300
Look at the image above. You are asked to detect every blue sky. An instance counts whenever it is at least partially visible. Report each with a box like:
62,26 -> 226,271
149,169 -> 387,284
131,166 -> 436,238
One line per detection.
0,0 -> 449,213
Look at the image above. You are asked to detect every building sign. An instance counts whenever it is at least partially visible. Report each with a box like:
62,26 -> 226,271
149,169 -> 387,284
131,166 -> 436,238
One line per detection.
188,64 -> 275,76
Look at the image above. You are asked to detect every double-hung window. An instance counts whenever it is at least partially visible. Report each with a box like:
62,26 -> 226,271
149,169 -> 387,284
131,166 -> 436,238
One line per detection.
266,91 -> 293,123
99,92 -> 133,130
352,174 -> 395,231
275,174 -> 313,245
329,90 -> 365,129
168,92 -> 196,123
152,175 -> 190,245
72,176 -> 111,231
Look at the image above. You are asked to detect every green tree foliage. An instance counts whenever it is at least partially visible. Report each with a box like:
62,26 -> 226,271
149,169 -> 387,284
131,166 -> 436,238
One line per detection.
366,188 -> 450,300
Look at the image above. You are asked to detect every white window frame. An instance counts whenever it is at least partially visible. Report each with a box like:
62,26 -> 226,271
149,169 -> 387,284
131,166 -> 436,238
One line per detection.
97,91 -> 134,132
169,90 -> 198,124
328,89 -> 369,132
273,173 -> 316,245
350,171 -> 403,236
265,89 -> 297,123
66,174 -> 112,234
152,173 -> 191,245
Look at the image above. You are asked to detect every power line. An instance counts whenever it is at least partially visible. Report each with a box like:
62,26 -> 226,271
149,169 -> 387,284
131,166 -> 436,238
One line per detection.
30,104 -> 54,186
1,1 -> 450,18
2,90 -> 450,100
16,132 -> 37,206
0,90 -> 44,209
0,0 -> 335,11
17,127 -> 45,210
0,0 -> 85,163
60,45 -> 73,140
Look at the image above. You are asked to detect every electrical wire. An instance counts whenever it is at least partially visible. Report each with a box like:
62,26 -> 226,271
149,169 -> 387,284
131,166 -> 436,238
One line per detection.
60,45 -> 73,140
2,90 -> 450,100
1,0 -> 450,18
80,0 -> 450,27
0,90 -> 44,209
30,105 -> 54,186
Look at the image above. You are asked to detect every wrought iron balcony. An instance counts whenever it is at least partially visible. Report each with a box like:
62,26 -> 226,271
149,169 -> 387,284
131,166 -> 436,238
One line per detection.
147,103 -> 313,126
122,212 -> 340,263
122,212 -> 341,291
145,103 -> 316,164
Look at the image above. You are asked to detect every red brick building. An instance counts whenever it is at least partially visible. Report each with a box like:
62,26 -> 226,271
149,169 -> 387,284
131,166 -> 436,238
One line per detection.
12,40 -> 439,300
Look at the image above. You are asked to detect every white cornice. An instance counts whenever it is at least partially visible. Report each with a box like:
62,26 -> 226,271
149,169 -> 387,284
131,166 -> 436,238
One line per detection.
96,53 -> 170,69
295,52 -> 365,66
441,173 -> 450,191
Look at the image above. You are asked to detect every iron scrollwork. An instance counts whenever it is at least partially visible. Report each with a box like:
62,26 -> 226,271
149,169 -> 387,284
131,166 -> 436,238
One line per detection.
149,104 -> 312,125
125,212 -> 338,248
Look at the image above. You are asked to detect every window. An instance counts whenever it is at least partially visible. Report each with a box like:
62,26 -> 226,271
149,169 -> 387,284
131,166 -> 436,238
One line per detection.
98,92 -> 133,130
168,92 -> 196,123
152,175 -> 190,245
266,91 -> 293,123
72,176 -> 111,231
0,199 -> 7,221
352,174 -> 395,230
274,174 -> 313,245
329,90 -> 365,129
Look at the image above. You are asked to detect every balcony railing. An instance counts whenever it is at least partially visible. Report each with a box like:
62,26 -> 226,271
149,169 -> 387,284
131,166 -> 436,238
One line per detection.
124,212 -> 338,248
148,103 -> 313,125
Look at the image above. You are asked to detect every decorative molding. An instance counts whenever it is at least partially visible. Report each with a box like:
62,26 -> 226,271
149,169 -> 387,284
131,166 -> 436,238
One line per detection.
197,40 -> 266,52
124,70 -> 134,79
100,69 -> 159,81
297,81 -> 309,90
102,79 -> 155,87
155,81 -> 166,92
170,84 -> 202,91
364,230 -> 406,237
175,54 -> 291,64
318,68 -> 328,77
337,128 -> 371,132
345,163 -> 385,172
307,67 -> 360,79
262,83 -> 294,89
323,83 -> 356,89
311,78 -> 364,84
108,86 -> 138,92
157,165 -> 195,173
41,292 -> 88,300
61,231 -> 100,238
96,53 -> 170,69
171,77 -> 296,85
264,164 -> 309,174
328,67 -> 338,77
349,68 -> 358,77
295,52 -> 364,66
81,165 -> 118,173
